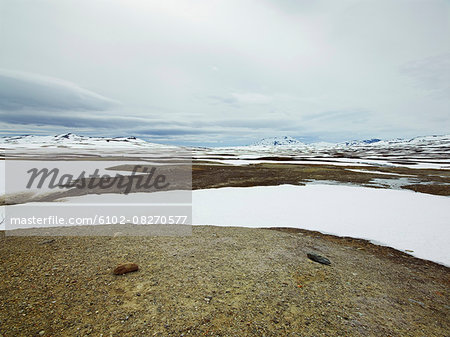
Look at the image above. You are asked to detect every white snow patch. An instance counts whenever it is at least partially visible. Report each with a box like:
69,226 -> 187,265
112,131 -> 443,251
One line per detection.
192,185 -> 450,266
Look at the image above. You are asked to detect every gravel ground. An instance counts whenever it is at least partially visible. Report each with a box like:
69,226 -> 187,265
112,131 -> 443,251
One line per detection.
0,226 -> 449,336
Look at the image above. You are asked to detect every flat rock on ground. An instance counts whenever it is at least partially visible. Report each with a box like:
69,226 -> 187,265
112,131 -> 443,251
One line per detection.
0,226 -> 448,336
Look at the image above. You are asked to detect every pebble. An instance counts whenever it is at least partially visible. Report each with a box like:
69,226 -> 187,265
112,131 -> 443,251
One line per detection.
113,263 -> 139,275
307,253 -> 331,265
408,298 -> 425,307
39,239 -> 55,245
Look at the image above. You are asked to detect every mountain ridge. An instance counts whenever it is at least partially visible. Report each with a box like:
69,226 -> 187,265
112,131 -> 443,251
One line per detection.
250,135 -> 450,148
1,133 -> 449,149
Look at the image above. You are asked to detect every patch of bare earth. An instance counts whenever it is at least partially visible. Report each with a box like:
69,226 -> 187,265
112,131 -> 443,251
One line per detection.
0,226 -> 448,336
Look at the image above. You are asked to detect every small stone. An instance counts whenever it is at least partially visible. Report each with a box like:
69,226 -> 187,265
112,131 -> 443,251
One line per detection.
307,253 -> 331,265
113,263 -> 139,275
39,239 -> 55,245
204,296 -> 213,303
39,331 -> 45,336
408,298 -> 425,307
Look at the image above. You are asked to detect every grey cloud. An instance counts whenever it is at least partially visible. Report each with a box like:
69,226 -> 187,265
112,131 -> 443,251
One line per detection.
2,109 -> 293,131
0,111 -> 136,129
400,53 -> 450,98
302,110 -> 371,124
134,128 -> 214,136
207,95 -> 239,107
208,93 -> 273,107
0,69 -> 119,112
0,111 -> 191,130
263,0 -> 330,13
195,118 -> 299,129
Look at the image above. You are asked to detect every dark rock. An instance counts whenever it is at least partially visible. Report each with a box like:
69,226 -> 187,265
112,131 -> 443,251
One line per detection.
39,239 -> 55,245
113,263 -> 139,275
307,253 -> 331,265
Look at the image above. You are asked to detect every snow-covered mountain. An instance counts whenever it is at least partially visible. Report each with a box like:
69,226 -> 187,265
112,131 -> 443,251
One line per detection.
1,133 -> 449,168
252,136 -> 303,146
0,133 -> 181,158
0,133 -> 161,149
337,135 -> 450,149
2,133 -> 449,154
343,138 -> 382,146
250,135 -> 450,149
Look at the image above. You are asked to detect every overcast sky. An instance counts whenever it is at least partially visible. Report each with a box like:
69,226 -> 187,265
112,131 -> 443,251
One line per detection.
0,0 -> 449,146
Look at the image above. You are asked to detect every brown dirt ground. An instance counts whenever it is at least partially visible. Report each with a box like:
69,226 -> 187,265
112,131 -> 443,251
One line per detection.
0,226 -> 448,337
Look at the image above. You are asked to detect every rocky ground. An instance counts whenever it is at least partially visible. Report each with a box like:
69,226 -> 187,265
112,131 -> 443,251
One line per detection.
0,226 -> 448,336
